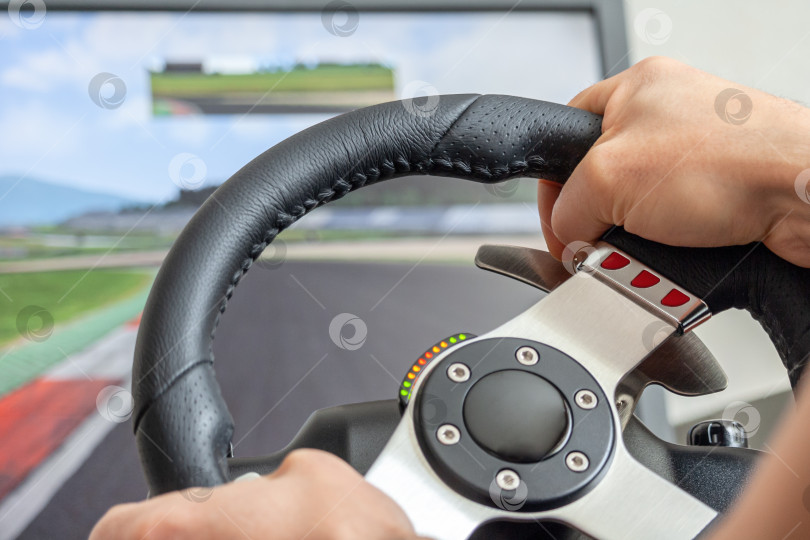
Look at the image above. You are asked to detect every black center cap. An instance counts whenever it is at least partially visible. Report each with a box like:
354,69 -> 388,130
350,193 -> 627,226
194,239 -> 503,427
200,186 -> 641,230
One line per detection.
463,370 -> 569,463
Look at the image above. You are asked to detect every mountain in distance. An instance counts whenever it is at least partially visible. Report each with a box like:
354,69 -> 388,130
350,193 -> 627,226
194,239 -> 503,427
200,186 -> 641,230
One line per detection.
0,176 -> 142,227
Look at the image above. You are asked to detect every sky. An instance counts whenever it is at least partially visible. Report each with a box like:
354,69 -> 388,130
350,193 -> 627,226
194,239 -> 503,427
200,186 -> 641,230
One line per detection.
0,10 -> 601,203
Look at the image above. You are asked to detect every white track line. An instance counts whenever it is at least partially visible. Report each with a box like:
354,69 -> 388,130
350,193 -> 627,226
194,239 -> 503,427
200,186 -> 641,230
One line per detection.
0,326 -> 137,540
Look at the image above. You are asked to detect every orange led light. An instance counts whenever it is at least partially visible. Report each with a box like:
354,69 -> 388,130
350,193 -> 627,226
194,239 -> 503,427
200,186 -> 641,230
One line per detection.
407,372 -> 416,379
425,352 -> 433,359
440,341 -> 448,348
418,358 -> 426,365
432,346 -> 440,353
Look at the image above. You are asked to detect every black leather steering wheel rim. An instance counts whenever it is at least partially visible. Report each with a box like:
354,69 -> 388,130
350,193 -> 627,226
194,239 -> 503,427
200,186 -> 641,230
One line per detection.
132,94 -> 810,496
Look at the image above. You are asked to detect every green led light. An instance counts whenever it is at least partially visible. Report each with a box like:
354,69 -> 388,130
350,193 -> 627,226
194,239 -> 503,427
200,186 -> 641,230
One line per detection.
459,334 -> 467,340
403,381 -> 411,388
400,389 -> 409,396
449,337 -> 457,344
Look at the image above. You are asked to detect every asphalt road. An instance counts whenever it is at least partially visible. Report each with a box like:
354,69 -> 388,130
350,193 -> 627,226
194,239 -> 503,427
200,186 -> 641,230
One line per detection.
21,259 -> 543,539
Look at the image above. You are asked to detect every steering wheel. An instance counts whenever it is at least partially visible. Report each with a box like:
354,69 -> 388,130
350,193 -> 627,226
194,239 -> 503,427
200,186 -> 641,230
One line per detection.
132,95 -> 810,539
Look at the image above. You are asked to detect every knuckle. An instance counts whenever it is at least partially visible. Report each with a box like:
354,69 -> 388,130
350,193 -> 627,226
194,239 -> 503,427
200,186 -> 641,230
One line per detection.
327,519 -> 361,540
634,55 -> 678,73
327,517 -> 412,540
621,214 -> 644,236
276,448 -> 315,473
102,503 -> 130,522
278,448 -> 349,476
136,505 -> 199,540
91,503 -> 141,540
631,56 -> 684,87
579,146 -> 618,193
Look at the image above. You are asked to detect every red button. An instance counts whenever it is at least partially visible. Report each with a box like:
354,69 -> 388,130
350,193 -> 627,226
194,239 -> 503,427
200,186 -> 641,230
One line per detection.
661,289 -> 690,307
631,270 -> 660,288
601,252 -> 630,270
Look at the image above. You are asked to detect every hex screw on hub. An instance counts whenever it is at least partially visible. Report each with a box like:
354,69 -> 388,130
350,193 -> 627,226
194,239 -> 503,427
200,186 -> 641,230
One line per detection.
575,389 -> 598,410
566,451 -> 589,472
495,469 -> 521,491
515,346 -> 539,366
437,424 -> 461,445
447,362 -> 471,383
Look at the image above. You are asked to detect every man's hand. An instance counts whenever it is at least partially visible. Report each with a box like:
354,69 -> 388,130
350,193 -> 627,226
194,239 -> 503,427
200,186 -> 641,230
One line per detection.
90,449 -> 420,540
539,56 -> 810,267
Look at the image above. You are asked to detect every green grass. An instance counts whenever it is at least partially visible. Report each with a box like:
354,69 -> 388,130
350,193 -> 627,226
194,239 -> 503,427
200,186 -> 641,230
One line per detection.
0,269 -> 152,346
0,234 -> 176,261
151,65 -> 394,96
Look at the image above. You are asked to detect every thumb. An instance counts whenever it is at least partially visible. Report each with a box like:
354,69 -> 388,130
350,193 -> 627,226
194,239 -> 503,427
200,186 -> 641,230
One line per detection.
550,154 -> 614,250
538,180 -> 565,259
552,75 -> 624,248
567,70 -> 624,115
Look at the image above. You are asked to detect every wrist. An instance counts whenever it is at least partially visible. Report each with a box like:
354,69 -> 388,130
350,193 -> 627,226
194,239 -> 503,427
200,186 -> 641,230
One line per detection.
748,96 -> 810,227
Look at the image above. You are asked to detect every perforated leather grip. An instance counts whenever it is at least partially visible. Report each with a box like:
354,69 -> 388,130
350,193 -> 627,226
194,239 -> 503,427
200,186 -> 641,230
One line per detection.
132,94 -> 809,495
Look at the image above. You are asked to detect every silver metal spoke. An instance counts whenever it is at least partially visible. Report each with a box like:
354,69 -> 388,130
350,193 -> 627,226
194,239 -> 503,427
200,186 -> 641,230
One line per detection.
365,415 -> 496,540
486,271 -> 676,395
368,411 -> 716,540
555,443 -> 717,539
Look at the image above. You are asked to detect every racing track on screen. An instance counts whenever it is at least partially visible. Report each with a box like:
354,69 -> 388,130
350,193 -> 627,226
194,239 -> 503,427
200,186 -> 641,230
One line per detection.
16,259 -> 544,539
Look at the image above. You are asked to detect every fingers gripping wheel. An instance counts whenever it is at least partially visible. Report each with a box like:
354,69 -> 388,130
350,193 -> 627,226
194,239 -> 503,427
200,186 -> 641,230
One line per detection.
133,94 -> 810,538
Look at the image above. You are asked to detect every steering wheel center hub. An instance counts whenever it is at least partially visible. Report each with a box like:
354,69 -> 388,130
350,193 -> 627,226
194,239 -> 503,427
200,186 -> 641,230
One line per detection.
463,370 -> 569,463
414,338 -> 615,511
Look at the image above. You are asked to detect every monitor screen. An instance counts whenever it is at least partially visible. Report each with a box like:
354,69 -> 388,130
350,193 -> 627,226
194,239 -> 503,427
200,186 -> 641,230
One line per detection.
0,10 -> 602,238
0,8 -> 613,537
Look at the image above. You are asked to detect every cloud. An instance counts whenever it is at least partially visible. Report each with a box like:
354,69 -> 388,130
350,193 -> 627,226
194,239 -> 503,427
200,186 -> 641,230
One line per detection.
165,116 -> 215,146
0,15 -> 24,41
99,93 -> 153,131
1,47 -> 96,92
0,100 -> 85,160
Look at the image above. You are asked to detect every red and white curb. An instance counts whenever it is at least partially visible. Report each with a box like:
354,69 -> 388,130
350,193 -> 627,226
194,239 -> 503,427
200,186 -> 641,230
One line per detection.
0,318 -> 140,540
